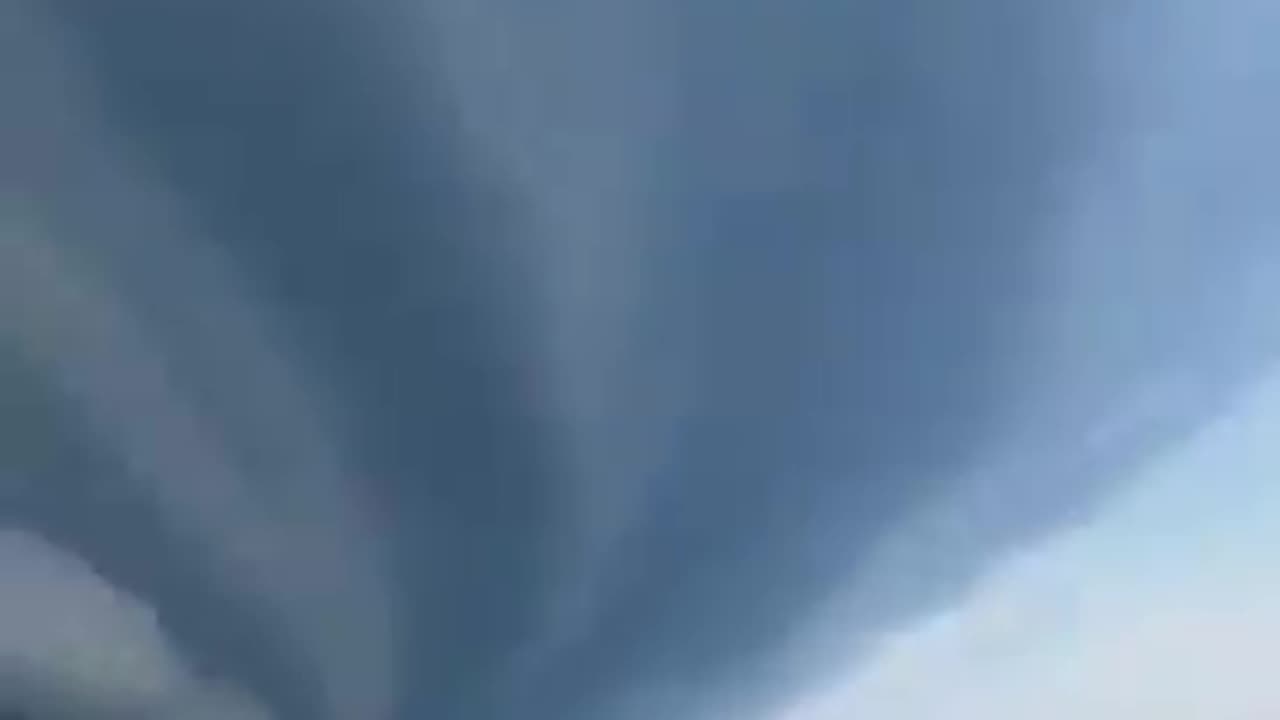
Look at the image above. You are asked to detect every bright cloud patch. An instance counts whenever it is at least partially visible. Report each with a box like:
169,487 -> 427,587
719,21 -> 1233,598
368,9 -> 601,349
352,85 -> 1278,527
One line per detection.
0,528 -> 271,719
775,363 -> 1280,720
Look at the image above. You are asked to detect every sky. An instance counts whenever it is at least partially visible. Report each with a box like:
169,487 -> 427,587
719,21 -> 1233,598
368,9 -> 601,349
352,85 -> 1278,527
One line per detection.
768,363 -> 1280,720
3,0 -> 1280,719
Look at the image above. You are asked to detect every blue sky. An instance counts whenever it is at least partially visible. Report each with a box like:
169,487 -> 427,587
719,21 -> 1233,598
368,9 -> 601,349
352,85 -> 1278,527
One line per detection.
768,363 -> 1280,720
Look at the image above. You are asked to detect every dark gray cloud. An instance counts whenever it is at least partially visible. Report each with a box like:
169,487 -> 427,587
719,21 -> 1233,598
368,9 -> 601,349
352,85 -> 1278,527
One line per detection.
11,1 -> 1272,719
492,3 -> 1095,716
29,4 -> 565,716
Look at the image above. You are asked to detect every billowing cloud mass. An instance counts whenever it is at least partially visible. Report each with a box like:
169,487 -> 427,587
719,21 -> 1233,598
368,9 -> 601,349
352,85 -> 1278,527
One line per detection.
3,0 -> 1279,718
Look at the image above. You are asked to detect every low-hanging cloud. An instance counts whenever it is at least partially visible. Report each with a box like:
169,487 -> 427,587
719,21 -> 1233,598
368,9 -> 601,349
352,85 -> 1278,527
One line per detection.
739,0 -> 1280,715
2,5 -> 399,718
8,0 -> 1280,718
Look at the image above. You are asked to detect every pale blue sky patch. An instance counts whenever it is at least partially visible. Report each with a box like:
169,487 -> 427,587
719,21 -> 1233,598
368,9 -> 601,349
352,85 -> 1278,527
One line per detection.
772,362 -> 1280,720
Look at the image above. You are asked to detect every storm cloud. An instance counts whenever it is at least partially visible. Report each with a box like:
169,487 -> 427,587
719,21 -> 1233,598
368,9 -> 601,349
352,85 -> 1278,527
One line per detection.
4,0 -> 1280,719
